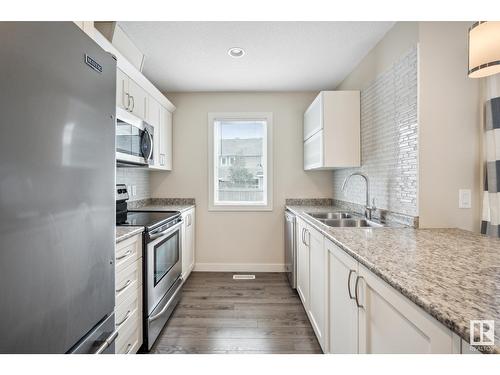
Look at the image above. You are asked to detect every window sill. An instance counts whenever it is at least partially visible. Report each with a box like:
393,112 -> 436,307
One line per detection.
208,205 -> 273,212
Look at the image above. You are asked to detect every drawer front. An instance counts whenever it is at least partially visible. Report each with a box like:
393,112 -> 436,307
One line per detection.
116,233 -> 141,273
115,285 -> 141,353
116,324 -> 141,354
115,309 -> 141,354
115,258 -> 142,307
115,284 -> 139,328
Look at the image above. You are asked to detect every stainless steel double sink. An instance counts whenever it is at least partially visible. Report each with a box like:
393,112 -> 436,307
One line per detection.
305,211 -> 384,228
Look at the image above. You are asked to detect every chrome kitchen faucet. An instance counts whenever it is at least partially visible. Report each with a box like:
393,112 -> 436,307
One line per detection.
341,172 -> 376,220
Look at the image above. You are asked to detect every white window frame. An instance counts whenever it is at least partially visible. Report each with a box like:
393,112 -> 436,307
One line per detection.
208,112 -> 273,211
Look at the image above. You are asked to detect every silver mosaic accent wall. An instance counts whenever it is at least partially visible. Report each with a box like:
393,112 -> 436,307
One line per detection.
332,46 -> 418,217
116,168 -> 151,201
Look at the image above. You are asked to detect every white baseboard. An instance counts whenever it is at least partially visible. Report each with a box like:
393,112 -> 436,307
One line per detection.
194,262 -> 285,272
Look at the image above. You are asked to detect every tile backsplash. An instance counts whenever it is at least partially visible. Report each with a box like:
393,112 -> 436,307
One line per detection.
332,46 -> 418,217
116,167 -> 150,201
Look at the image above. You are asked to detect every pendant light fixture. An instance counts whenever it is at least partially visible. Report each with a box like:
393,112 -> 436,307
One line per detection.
468,21 -> 500,78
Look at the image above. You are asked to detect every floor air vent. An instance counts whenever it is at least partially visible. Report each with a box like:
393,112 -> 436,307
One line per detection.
233,274 -> 255,280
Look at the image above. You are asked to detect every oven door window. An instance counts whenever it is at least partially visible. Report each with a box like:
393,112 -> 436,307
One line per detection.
154,231 -> 180,286
116,119 -> 144,157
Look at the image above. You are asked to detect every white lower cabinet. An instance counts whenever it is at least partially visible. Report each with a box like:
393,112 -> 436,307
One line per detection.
357,263 -> 456,354
294,218 -> 458,354
327,239 -> 359,354
296,218 -> 310,308
181,208 -> 195,280
308,228 -> 327,351
115,233 -> 143,354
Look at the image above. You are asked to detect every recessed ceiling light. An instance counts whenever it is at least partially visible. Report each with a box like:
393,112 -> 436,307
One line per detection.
228,47 -> 245,58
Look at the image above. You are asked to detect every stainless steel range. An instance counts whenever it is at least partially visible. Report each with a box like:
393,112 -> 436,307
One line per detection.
116,185 -> 183,350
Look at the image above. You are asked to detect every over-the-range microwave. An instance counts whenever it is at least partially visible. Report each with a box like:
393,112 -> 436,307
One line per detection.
116,107 -> 154,166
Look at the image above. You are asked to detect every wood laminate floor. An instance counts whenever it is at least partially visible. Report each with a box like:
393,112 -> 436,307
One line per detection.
151,272 -> 322,354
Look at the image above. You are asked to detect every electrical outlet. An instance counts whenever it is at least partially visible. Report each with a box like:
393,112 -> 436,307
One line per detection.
459,189 -> 471,209
132,185 -> 137,197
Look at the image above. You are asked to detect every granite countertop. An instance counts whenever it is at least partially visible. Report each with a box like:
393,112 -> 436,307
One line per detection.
116,226 -> 143,243
286,205 -> 500,353
127,198 -> 195,213
135,204 -> 195,213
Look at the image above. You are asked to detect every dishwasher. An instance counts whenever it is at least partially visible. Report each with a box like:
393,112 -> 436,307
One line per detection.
284,210 -> 297,289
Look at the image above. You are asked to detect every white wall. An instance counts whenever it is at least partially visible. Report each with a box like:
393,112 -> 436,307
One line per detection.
151,92 -> 332,271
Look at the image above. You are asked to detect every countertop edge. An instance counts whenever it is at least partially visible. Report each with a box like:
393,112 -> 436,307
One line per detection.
285,205 -> 498,354
131,204 -> 195,213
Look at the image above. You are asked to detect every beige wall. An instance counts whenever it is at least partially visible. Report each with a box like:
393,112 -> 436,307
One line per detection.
337,22 -> 419,91
418,22 -> 481,231
151,92 -> 332,271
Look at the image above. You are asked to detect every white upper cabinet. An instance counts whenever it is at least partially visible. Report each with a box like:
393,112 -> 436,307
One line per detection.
147,96 -> 161,170
147,95 -> 161,127
304,93 -> 323,140
127,78 -> 148,120
149,102 -> 172,171
90,25 -> 176,172
303,131 -> 323,170
116,68 -> 129,111
161,108 -> 173,170
116,68 -> 148,121
303,91 -> 360,170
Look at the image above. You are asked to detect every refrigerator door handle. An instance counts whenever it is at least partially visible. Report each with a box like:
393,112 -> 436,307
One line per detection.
94,330 -> 119,354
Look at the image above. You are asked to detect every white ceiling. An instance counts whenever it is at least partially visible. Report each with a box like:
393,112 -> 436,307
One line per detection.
118,22 -> 394,92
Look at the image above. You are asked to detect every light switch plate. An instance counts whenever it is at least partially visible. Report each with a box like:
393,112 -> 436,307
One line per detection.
459,189 -> 471,209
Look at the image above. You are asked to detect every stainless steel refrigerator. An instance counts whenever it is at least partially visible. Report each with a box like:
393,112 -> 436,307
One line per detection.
0,22 -> 117,353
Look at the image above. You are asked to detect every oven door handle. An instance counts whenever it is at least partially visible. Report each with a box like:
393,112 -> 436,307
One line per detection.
148,277 -> 184,322
149,221 -> 183,240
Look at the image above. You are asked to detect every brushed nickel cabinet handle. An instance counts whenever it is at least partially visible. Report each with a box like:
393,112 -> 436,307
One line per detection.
355,276 -> 364,309
348,270 -> 356,300
116,310 -> 131,327
124,91 -> 130,110
116,249 -> 132,260
115,279 -> 131,293
130,96 -> 135,112
125,343 -> 133,354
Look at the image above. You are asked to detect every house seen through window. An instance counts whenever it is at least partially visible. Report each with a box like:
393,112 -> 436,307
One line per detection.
213,118 -> 269,207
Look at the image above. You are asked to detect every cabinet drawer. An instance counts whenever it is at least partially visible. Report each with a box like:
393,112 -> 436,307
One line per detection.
115,287 -> 141,354
116,234 -> 141,273
116,324 -> 141,354
116,258 -> 142,306
115,307 -> 140,354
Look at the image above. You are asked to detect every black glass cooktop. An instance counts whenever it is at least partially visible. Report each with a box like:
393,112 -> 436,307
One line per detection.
117,211 -> 180,230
